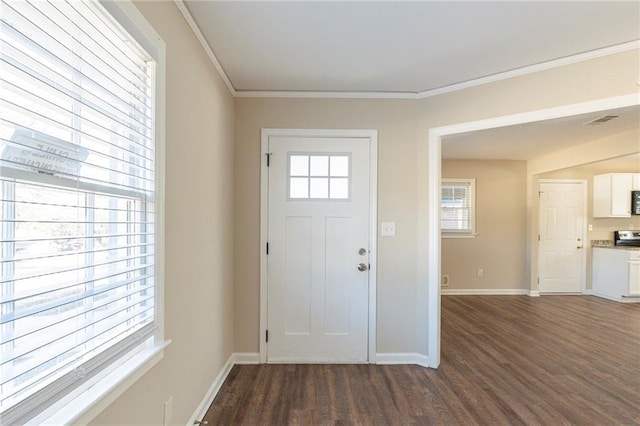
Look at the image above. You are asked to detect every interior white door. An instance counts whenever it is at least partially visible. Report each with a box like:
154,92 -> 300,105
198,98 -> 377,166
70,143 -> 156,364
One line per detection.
538,182 -> 585,293
267,136 -> 370,362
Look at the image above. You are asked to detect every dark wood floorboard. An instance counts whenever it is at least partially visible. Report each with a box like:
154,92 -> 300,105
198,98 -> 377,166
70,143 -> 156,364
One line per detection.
203,296 -> 640,425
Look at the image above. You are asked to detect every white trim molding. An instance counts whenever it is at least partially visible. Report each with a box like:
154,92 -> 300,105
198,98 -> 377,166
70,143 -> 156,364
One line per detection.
528,290 -> 541,297
376,353 -> 430,368
187,354 -> 235,426
173,0 -> 236,96
234,353 -> 261,365
441,289 -> 528,296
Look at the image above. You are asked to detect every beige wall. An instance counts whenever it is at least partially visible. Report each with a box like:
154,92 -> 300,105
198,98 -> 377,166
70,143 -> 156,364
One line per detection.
235,50 -> 639,357
92,2 -> 235,425
234,99 -> 420,354
442,160 -> 527,291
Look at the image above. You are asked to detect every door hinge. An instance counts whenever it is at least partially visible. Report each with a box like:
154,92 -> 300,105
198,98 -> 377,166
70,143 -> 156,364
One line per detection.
266,153 -> 272,167
538,234 -> 540,241
265,330 -> 269,343
266,242 -> 269,255
537,277 -> 540,284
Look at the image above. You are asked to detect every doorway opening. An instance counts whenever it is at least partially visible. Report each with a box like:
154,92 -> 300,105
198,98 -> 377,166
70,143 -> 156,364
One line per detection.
427,93 -> 640,368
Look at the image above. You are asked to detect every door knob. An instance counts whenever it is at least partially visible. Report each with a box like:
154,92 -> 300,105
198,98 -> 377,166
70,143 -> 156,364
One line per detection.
577,246 -> 583,249
357,263 -> 368,272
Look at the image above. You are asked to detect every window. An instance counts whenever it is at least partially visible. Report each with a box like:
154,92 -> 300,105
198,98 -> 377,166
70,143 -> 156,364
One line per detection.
441,178 -> 475,236
0,1 -> 164,423
288,154 -> 350,200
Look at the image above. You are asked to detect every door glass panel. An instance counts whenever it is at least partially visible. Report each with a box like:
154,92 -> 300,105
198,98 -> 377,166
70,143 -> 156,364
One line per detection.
290,155 -> 309,176
330,156 -> 349,177
310,178 -> 329,198
290,177 -> 309,198
310,156 -> 328,176
330,178 -> 349,199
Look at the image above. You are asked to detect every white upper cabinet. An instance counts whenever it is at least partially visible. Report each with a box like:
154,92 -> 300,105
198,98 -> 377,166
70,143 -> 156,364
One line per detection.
593,173 -> 640,218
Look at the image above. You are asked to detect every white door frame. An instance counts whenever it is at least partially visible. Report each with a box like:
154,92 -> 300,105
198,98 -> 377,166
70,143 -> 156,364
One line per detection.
426,93 -> 640,368
537,179 -> 588,294
260,128 -> 378,364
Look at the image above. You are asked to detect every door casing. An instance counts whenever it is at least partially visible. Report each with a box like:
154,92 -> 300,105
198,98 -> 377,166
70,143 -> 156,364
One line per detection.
259,128 -> 378,364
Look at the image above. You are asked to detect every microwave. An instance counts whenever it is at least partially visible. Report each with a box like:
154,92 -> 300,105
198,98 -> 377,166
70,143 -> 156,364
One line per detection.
633,191 -> 640,215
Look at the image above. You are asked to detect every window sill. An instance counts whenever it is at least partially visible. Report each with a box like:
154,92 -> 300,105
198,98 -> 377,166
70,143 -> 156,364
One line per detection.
28,339 -> 171,426
442,233 -> 477,239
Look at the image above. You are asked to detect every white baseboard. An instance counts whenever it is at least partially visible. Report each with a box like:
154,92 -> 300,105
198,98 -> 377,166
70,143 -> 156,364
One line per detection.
441,288 -> 527,296
582,289 -> 593,295
234,352 -> 260,364
188,354 -> 234,426
528,290 -> 540,297
188,352 -> 260,425
375,353 -> 430,368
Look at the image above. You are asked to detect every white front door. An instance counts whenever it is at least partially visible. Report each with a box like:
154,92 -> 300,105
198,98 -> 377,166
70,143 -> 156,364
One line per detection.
538,181 -> 585,293
266,134 -> 372,362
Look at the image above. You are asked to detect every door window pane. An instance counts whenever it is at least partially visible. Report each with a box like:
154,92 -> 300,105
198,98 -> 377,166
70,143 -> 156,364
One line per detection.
330,156 -> 349,177
330,178 -> 349,199
290,177 -> 309,198
310,178 -> 329,198
290,155 -> 309,176
310,156 -> 328,176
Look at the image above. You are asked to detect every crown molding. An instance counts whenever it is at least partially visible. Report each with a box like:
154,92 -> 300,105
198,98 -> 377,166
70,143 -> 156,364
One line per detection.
234,90 -> 417,99
174,0 -> 236,96
415,40 -> 640,99
173,3 -> 639,101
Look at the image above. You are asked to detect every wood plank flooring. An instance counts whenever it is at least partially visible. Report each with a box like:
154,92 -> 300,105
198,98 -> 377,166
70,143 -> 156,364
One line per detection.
203,296 -> 640,425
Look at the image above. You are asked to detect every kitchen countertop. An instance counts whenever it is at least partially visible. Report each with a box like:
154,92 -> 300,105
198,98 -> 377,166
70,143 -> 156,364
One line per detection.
591,240 -> 640,251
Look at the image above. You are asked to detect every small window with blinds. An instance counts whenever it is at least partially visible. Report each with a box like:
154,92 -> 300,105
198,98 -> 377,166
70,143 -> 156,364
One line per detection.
0,0 -> 160,423
441,178 -> 476,236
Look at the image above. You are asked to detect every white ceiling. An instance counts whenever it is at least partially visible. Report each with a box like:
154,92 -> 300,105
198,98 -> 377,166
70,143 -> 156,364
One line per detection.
183,1 -> 639,94
442,105 -> 640,160
180,1 -> 639,161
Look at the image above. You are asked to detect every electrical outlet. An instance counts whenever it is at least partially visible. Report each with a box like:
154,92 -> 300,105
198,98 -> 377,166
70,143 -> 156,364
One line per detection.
588,224 -> 593,231
477,268 -> 483,277
381,222 -> 396,237
441,274 -> 450,287
163,396 -> 173,426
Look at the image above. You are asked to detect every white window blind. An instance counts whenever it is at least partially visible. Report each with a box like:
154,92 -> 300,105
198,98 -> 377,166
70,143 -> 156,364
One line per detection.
441,178 -> 475,235
0,0 -> 157,423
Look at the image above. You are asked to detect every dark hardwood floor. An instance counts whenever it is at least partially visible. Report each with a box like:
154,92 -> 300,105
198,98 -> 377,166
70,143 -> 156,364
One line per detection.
203,296 -> 640,425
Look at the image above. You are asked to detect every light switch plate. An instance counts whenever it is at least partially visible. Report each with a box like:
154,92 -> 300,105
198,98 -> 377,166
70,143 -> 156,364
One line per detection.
381,222 -> 396,237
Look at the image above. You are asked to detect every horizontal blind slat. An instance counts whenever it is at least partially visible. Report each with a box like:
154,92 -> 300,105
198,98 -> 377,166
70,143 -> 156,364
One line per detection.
0,21 -> 153,128
1,292 -> 155,363
2,251 -> 154,284
0,323 -> 157,424
1,308 -> 155,390
1,266 -> 155,310
2,2 -> 153,117
2,284 -> 154,344
2,300 -> 155,371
